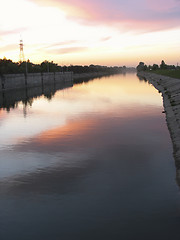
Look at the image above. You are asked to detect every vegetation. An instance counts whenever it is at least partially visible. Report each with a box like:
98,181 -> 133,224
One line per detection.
0,57 -> 130,75
136,60 -> 180,79
150,69 -> 180,79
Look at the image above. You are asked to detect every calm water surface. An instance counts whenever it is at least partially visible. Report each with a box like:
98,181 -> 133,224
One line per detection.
0,73 -> 180,240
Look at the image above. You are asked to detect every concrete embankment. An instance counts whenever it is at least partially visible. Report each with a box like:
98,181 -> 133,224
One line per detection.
0,72 -> 73,110
0,80 -> 73,110
0,71 -> 111,91
138,71 -> 180,186
0,72 -> 73,92
0,71 -> 112,109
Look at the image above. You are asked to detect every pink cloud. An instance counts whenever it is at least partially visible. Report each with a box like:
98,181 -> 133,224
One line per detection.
146,0 -> 179,11
45,46 -> 88,54
31,0 -> 180,32
0,28 -> 27,36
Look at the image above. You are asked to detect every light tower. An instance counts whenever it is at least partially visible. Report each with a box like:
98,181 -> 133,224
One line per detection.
19,38 -> 25,62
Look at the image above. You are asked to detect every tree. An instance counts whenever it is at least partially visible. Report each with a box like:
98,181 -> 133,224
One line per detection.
160,60 -> 167,69
136,62 -> 147,72
152,64 -> 159,70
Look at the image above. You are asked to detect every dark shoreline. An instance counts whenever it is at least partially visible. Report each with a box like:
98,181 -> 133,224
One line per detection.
138,71 -> 180,187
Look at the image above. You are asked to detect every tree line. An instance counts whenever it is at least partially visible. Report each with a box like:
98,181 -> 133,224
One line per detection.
0,58 -> 128,75
136,60 -> 180,72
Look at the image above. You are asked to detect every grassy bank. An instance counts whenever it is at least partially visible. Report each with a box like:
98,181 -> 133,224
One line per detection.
150,69 -> 180,79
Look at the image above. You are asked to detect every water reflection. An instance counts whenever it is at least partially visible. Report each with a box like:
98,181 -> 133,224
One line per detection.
0,81 -> 73,112
0,73 -> 167,183
0,108 -> 169,193
0,73 -> 180,240
0,74 -> 162,150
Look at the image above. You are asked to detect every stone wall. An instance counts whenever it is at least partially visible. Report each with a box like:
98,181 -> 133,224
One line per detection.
26,73 -> 42,88
0,80 -> 73,110
42,73 -> 55,85
3,74 -> 25,90
0,72 -> 73,92
55,72 -> 73,82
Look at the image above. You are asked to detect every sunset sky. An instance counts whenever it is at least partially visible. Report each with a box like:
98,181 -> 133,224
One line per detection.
0,0 -> 180,66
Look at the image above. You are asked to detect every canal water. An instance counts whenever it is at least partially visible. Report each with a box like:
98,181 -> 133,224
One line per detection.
0,73 -> 180,240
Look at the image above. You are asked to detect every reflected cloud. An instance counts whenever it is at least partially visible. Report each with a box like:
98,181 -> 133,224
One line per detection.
0,74 -> 163,151
0,143 -> 156,195
14,106 -> 166,155
0,73 -> 172,198
0,106 -> 169,195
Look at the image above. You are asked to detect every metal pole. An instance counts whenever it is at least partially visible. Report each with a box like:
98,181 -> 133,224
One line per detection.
26,61 -> 28,75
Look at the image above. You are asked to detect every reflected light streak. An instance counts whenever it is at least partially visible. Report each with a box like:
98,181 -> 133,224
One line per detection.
15,105 -> 163,153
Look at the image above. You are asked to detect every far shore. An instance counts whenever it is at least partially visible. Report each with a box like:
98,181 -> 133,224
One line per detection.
74,71 -> 115,79
138,71 -> 180,186
0,71 -> 128,92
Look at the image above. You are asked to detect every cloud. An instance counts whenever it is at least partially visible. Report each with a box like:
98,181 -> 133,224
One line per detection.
100,36 -> 111,42
39,39 -> 89,55
0,28 -> 27,37
0,44 -> 17,52
146,0 -> 179,11
45,46 -> 88,54
31,0 -> 180,32
46,40 -> 79,48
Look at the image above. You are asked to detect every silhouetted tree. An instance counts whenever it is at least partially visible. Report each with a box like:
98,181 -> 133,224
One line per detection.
160,60 -> 167,69
136,62 -> 147,72
152,64 -> 159,70
0,58 -> 132,75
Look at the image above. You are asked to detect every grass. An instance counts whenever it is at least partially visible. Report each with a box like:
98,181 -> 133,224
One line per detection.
150,69 -> 180,79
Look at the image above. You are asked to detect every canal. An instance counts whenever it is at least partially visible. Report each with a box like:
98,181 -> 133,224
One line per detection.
0,73 -> 180,240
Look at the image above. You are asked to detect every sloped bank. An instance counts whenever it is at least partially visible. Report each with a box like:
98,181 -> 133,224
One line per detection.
138,71 -> 180,186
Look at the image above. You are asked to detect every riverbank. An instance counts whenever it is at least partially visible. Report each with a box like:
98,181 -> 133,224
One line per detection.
74,72 -> 116,80
138,71 -> 180,186
150,69 -> 180,79
0,71 -> 118,92
0,72 -> 73,92
0,80 -> 73,110
0,72 -> 118,109
73,71 -> 118,84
